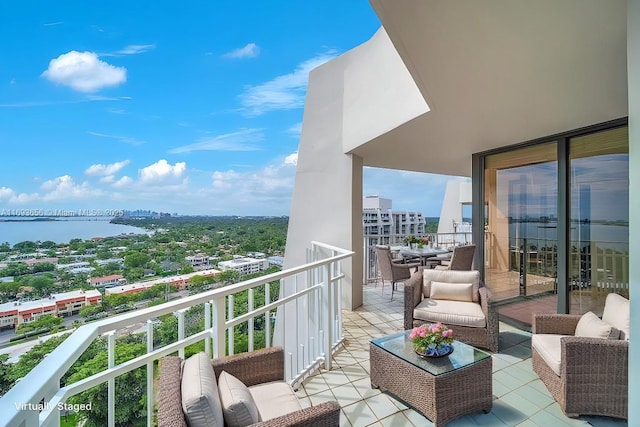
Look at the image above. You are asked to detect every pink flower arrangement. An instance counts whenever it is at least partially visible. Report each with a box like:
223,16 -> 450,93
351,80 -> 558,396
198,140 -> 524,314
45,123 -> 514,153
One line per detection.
409,322 -> 454,355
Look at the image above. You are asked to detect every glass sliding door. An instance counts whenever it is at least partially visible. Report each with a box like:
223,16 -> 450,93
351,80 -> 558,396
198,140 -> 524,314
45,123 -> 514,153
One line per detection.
484,143 -> 558,304
477,120 -> 629,327
568,127 -> 629,315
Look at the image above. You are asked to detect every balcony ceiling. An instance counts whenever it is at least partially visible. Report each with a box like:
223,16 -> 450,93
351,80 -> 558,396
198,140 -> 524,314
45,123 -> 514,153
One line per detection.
350,0 -> 628,177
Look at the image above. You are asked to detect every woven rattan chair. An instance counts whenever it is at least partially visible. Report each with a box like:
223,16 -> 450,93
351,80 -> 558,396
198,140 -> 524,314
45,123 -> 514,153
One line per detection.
157,346 -> 340,427
404,268 -> 498,352
375,245 -> 420,300
531,293 -> 629,419
434,244 -> 476,270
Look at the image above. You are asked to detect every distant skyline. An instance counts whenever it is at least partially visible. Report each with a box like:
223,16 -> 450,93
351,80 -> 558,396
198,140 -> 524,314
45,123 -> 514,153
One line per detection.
0,1 -> 467,217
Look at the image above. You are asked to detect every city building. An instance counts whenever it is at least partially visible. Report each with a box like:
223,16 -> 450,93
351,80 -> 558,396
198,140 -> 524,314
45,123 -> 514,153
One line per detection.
51,290 -> 102,317
105,269 -> 220,296
95,258 -> 125,267
218,257 -> 270,276
0,289 -> 102,329
90,274 -> 125,288
185,253 -> 210,269
267,256 -> 285,268
363,195 -> 425,244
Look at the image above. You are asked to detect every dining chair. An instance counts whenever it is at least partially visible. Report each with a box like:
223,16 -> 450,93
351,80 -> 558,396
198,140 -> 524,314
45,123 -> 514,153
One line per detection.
435,244 -> 476,271
375,245 -> 420,300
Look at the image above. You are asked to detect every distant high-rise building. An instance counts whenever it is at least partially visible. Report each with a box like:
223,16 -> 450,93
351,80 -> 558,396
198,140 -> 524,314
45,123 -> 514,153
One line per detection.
363,196 -> 425,244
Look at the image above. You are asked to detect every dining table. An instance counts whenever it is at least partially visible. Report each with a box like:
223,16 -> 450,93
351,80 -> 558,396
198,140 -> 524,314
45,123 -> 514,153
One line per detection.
390,245 -> 451,267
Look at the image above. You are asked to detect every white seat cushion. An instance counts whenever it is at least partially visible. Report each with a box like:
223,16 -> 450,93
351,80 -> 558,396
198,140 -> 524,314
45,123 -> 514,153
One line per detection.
531,334 -> 567,376
218,371 -> 261,427
249,381 -> 302,421
413,298 -> 486,328
602,293 -> 630,340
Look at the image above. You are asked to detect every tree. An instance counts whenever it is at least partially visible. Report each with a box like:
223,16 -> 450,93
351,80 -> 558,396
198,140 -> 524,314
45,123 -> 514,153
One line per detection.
0,354 -> 13,397
25,275 -> 55,297
124,252 -> 150,269
67,340 -> 147,427
13,241 -> 37,253
9,334 -> 72,382
16,314 -> 63,335
31,262 -> 56,273
180,265 -> 194,275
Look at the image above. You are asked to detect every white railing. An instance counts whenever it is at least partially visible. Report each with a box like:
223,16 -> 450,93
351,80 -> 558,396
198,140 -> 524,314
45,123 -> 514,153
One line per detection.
363,233 -> 471,283
0,241 -> 352,427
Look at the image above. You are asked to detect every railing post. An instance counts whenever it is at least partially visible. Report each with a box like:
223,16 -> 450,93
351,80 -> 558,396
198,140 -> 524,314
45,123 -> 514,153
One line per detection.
228,295 -> 234,355
265,284 -> 271,347
177,310 -> 186,359
204,302 -> 211,356
107,331 -> 116,427
213,296 -> 226,358
323,264 -> 333,370
146,319 -> 154,427
248,289 -> 254,352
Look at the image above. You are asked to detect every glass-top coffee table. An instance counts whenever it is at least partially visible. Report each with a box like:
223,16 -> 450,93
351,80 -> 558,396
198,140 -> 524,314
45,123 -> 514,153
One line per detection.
370,331 -> 492,426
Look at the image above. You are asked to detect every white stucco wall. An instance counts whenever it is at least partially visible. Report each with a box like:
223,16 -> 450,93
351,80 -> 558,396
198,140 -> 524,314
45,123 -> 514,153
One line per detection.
437,180 -> 472,234
628,0 -> 639,424
283,28 -> 428,310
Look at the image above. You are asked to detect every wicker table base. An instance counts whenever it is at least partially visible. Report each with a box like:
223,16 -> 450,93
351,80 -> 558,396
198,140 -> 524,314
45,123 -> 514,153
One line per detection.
370,343 -> 492,426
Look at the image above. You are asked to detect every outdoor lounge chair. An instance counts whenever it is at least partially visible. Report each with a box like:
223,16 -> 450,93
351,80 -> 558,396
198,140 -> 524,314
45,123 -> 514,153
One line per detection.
531,293 -> 629,419
403,268 -> 499,352
157,346 -> 340,427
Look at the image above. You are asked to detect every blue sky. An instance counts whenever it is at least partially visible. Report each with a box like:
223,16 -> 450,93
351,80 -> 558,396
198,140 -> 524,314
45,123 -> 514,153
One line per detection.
0,1 -> 463,217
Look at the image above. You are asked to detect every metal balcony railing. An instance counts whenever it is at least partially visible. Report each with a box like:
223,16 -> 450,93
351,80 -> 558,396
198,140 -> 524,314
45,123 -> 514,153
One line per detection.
0,241 -> 352,427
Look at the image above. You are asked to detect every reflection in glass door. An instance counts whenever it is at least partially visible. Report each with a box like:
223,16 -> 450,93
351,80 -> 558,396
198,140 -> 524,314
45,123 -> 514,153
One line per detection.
569,127 -> 629,315
484,143 -> 558,305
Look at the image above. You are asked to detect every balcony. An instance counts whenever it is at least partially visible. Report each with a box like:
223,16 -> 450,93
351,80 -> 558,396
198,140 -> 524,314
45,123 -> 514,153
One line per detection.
0,242 -> 628,427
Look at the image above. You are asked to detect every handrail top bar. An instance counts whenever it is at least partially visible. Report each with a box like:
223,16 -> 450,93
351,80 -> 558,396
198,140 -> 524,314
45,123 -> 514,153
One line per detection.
0,242 -> 352,425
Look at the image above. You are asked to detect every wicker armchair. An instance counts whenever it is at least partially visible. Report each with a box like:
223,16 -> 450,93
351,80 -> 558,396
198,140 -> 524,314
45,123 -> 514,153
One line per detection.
531,294 -> 629,419
403,268 -> 498,352
375,245 -> 420,300
157,347 -> 340,427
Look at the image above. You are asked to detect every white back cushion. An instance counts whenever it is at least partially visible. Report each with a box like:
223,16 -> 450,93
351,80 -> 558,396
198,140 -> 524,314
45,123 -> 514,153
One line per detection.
422,269 -> 480,302
218,371 -> 261,427
574,311 -> 619,339
602,293 -> 630,340
181,352 -> 224,427
430,281 -> 473,302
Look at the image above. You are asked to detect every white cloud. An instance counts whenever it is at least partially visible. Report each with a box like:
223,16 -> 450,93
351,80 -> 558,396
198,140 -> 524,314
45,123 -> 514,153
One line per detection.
223,43 -> 260,59
139,160 -> 187,185
42,51 -> 126,92
0,187 -> 40,204
169,128 -> 265,153
286,122 -> 302,138
87,131 -> 145,145
40,175 -> 101,201
44,21 -> 64,27
112,176 -> 133,188
284,152 -> 298,166
208,154 -> 298,213
85,160 -> 130,177
112,44 -> 155,55
239,51 -> 338,116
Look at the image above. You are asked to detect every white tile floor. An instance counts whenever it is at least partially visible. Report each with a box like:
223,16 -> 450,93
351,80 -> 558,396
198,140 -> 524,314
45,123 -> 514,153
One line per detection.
297,284 -> 628,427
